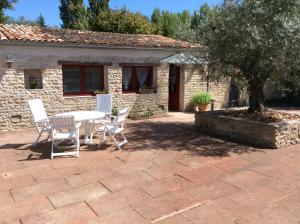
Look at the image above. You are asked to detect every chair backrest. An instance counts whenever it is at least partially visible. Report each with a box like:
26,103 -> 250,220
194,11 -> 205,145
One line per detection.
28,99 -> 48,123
50,115 -> 76,131
116,108 -> 128,128
96,94 -> 112,114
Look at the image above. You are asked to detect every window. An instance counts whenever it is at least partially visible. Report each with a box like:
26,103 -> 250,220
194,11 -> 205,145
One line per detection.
62,65 -> 104,96
122,66 -> 153,93
24,69 -> 43,89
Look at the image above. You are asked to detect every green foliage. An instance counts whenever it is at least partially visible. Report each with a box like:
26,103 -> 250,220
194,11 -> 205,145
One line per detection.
143,109 -> 154,117
112,106 -> 119,116
59,0 -> 88,30
192,92 -> 213,105
6,16 -> 37,26
0,0 -> 17,23
91,7 -> 152,34
36,13 -> 46,27
87,0 -> 110,28
199,0 -> 300,112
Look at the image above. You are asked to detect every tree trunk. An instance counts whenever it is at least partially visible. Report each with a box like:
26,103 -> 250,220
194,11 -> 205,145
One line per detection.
247,80 -> 265,113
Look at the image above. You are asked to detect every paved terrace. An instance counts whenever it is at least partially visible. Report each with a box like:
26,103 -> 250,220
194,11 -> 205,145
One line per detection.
0,112 -> 299,224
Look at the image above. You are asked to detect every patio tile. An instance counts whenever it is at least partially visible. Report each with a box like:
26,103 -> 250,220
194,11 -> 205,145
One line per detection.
145,162 -> 192,179
0,196 -> 53,223
80,158 -> 125,172
177,156 -> 218,169
0,175 -> 36,193
155,214 -> 194,224
213,158 -> 254,173
177,165 -> 225,186
130,196 -> 174,222
245,191 -> 300,224
141,175 -> 195,198
66,170 -> 120,188
227,185 -> 288,210
0,161 -> 25,173
0,191 -> 14,208
87,208 -> 148,224
48,182 -> 109,208
182,196 -> 256,224
11,179 -> 72,201
183,180 -> 240,202
1,164 -> 53,180
88,193 -> 130,216
222,169 -> 272,190
33,166 -> 84,183
112,160 -> 157,175
21,202 -> 97,224
99,171 -> 155,192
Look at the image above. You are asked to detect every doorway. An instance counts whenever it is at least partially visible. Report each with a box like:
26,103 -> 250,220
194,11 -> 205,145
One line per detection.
168,64 -> 180,111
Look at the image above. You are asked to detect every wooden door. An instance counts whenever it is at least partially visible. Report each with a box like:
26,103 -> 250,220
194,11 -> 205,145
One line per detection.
168,65 -> 180,111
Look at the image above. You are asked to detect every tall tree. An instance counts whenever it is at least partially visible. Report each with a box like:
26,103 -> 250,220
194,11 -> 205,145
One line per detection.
0,0 -> 17,23
59,0 -> 88,30
92,7 -> 152,34
202,0 -> 300,112
36,13 -> 46,27
151,8 -> 163,35
88,0 -> 110,28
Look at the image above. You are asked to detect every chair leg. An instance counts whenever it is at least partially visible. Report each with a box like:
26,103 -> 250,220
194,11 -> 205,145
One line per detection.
51,141 -> 54,159
98,131 -> 106,149
33,130 -> 43,147
120,132 -> 128,145
112,135 -> 121,150
76,138 -> 80,158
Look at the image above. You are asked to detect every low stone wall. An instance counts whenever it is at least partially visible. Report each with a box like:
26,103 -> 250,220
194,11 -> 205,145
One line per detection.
195,111 -> 300,148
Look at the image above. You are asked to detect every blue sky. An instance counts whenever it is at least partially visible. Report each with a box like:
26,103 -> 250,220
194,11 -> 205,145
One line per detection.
5,0 -> 221,26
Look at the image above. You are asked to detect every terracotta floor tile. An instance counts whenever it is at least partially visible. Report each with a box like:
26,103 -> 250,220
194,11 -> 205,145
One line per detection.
88,193 -> 130,216
100,171 -> 155,192
113,160 -> 157,175
155,214 -> 194,224
48,183 -> 109,208
21,202 -> 97,224
177,165 -> 225,186
0,175 -> 36,193
66,170 -> 120,187
0,196 -> 53,223
227,185 -> 288,210
87,208 -> 148,224
184,180 -> 240,202
145,162 -> 192,179
141,176 -> 195,198
0,191 -> 14,208
11,179 -> 72,201
214,158 -> 254,173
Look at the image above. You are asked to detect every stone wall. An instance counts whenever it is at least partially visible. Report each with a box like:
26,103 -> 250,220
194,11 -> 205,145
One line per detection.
195,111 -> 300,148
181,65 -> 230,112
0,63 -> 169,131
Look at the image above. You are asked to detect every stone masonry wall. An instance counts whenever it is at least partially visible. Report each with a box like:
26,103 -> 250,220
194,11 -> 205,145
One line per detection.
195,111 -> 300,149
107,63 -> 169,117
0,63 -> 169,131
182,65 -> 230,112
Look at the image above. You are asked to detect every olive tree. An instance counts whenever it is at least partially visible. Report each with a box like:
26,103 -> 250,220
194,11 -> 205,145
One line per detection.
202,0 -> 300,112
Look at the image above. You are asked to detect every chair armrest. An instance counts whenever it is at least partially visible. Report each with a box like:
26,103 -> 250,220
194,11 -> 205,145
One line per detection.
75,122 -> 82,129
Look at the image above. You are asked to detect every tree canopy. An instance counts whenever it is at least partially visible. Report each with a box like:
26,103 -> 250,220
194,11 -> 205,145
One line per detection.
0,0 -> 17,23
200,0 -> 300,112
59,0 -> 88,30
36,13 -> 46,27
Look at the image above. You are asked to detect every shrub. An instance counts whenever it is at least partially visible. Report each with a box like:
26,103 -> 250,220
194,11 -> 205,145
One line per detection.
192,92 -> 213,105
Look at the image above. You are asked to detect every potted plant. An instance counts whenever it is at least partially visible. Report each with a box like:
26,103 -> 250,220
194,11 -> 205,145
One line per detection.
192,92 -> 213,112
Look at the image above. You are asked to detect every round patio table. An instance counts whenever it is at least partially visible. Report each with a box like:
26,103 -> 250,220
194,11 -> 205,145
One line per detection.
55,111 -> 105,144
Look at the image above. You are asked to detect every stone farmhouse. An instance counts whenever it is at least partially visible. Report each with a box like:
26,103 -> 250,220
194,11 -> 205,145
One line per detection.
0,24 -> 229,131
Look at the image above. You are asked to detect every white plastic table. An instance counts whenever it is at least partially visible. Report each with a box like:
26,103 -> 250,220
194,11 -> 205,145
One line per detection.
55,111 -> 105,144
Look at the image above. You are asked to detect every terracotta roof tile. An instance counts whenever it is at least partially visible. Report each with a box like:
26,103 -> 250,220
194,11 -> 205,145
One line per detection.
0,24 -> 197,49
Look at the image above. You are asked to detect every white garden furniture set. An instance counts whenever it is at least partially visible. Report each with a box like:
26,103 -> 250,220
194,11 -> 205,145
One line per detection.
27,94 -> 128,159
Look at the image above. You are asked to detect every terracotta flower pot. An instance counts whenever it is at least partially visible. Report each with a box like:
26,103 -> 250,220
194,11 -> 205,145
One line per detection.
197,104 -> 208,112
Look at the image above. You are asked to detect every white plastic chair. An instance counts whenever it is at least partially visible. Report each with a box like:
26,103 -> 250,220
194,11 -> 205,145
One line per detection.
97,108 -> 128,150
96,94 -> 113,115
49,115 -> 81,159
27,99 -> 51,147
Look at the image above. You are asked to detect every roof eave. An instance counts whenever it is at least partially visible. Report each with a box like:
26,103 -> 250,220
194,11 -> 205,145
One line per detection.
0,40 -> 197,51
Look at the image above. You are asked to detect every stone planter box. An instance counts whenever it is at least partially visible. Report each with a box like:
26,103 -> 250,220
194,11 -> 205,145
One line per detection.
195,111 -> 300,149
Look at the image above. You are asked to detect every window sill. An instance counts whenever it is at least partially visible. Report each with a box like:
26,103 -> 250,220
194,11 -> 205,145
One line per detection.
122,92 -> 157,96
63,95 -> 95,99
